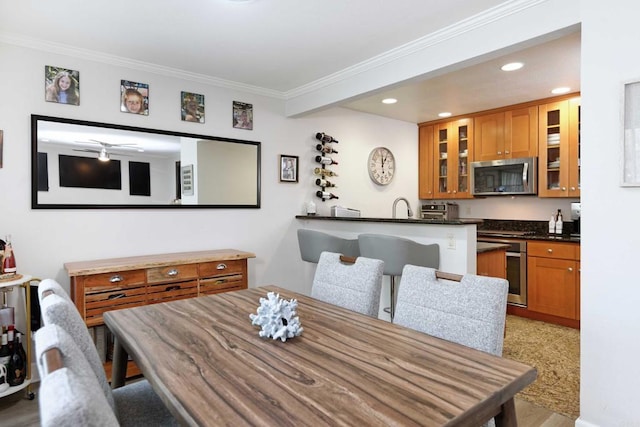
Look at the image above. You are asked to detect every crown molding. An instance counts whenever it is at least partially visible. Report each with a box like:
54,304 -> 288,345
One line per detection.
284,0 -> 547,99
0,32 -> 286,99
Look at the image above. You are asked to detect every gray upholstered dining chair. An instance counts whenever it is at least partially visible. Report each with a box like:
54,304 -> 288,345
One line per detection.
38,280 -> 179,426
311,251 -> 384,317
357,233 -> 439,320
297,229 -> 360,263
35,323 -> 120,427
393,265 -> 508,356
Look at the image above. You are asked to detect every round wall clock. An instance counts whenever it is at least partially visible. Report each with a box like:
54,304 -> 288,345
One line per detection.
367,147 -> 395,185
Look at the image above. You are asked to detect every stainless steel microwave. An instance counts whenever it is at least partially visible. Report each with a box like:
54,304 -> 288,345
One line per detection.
470,157 -> 537,196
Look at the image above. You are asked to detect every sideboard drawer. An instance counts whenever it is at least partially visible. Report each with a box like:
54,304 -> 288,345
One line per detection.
199,259 -> 245,278
83,270 -> 146,289
147,264 -> 198,284
147,279 -> 198,303
85,285 -> 147,328
199,274 -> 245,295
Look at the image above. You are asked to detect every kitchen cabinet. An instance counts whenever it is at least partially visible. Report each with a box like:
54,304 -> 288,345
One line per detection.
434,118 -> 473,199
418,124 -> 435,199
538,96 -> 581,197
473,107 -> 538,162
65,249 -> 255,380
527,241 -> 580,320
476,247 -> 507,279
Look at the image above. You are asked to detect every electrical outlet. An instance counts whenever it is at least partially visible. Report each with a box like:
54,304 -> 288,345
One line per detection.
447,233 -> 456,249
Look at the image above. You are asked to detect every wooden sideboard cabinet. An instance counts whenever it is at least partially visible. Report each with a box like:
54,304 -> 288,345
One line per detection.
65,249 -> 255,379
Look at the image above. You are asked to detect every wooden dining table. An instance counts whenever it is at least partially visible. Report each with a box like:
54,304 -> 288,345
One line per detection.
104,285 -> 536,426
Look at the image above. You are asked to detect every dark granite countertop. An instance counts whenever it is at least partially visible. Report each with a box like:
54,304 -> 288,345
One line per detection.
295,215 -> 483,225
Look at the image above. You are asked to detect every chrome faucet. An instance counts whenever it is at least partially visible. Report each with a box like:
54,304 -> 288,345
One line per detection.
392,197 -> 413,219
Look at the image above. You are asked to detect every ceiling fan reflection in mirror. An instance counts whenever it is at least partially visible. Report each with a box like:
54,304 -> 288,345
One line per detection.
72,139 -> 137,161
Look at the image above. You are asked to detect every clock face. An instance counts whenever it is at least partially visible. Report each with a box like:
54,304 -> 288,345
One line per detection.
368,147 -> 395,185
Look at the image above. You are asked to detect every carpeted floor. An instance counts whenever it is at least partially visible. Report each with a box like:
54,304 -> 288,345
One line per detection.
502,315 -> 580,419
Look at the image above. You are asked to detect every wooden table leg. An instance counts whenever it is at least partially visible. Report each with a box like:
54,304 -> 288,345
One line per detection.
111,336 -> 128,389
494,398 -> 517,427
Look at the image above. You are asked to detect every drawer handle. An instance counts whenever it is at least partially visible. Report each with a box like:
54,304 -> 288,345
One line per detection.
108,293 -> 126,300
216,263 -> 228,270
167,269 -> 179,277
165,285 -> 181,292
547,249 -> 553,253
568,267 -> 573,272
110,275 -> 123,283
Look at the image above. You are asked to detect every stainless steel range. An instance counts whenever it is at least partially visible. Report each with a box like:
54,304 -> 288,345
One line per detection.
477,230 -> 535,306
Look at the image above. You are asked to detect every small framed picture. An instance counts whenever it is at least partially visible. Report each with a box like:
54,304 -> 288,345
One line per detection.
279,155 -> 298,183
181,164 -> 194,196
121,80 -> 149,115
45,66 -> 80,105
181,92 -> 205,123
233,101 -> 253,130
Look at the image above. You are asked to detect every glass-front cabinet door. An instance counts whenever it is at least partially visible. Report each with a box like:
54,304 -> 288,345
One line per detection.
433,118 -> 473,199
538,97 -> 580,198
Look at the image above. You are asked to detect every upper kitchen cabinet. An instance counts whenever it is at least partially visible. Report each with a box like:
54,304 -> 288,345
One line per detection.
538,96 -> 581,197
474,106 -> 538,162
418,124 -> 435,199
434,118 -> 473,199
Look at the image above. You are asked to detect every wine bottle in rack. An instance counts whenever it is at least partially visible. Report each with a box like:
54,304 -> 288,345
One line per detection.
316,144 -> 338,154
313,167 -> 338,177
315,178 -> 336,187
315,132 -> 339,144
316,191 -> 339,200
315,156 -> 338,165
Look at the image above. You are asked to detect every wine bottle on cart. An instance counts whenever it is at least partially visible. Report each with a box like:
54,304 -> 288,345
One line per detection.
8,331 -> 25,386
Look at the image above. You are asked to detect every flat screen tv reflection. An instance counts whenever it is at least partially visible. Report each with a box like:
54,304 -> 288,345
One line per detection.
58,154 -> 122,190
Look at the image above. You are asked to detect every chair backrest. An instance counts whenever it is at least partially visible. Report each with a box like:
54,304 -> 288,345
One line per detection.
311,251 -> 384,317
37,278 -> 73,303
393,265 -> 508,356
35,324 -> 119,427
357,233 -> 439,276
39,292 -> 115,410
298,229 -> 360,263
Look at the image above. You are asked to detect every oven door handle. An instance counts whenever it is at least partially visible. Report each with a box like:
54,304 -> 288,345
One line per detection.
506,251 -> 522,257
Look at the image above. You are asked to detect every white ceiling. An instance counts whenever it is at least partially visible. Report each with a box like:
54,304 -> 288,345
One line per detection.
0,0 -> 580,124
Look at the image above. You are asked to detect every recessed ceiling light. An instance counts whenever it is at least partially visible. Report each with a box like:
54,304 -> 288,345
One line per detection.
438,112 -> 452,118
381,98 -> 397,104
551,87 -> 571,94
501,62 -> 524,71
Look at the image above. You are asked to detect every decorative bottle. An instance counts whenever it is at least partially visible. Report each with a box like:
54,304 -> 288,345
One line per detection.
313,167 -> 337,177
548,214 -> 556,234
315,132 -> 339,144
555,209 -> 563,235
315,178 -> 336,188
0,334 -> 10,386
316,191 -> 339,201
316,144 -> 338,154
1,236 -> 16,275
315,156 -> 338,166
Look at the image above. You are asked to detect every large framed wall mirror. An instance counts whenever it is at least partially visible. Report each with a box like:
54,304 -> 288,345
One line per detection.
31,115 -> 261,208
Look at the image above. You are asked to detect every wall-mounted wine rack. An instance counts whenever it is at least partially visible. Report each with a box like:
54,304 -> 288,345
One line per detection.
313,132 -> 339,201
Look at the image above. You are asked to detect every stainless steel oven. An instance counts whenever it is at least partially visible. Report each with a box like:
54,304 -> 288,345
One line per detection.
477,231 -> 532,306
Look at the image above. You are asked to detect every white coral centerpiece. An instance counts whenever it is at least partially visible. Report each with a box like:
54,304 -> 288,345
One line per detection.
250,292 -> 303,342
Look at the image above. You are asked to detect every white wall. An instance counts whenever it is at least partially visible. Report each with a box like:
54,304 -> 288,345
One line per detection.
579,1 -> 640,426
0,41 -> 418,335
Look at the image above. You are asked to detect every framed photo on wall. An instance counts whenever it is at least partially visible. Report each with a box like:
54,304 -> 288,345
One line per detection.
233,101 -> 253,130
45,65 -> 80,105
181,91 -> 205,123
121,80 -> 149,115
181,164 -> 194,196
279,155 -> 298,183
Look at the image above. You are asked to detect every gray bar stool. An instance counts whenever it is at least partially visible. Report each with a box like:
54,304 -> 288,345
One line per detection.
358,233 -> 439,320
297,229 -> 360,263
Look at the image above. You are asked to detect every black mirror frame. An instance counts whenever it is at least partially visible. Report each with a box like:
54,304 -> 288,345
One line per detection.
31,115 -> 261,209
